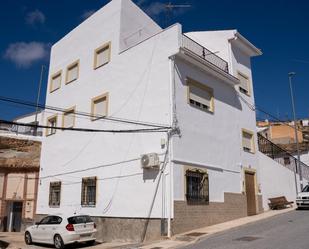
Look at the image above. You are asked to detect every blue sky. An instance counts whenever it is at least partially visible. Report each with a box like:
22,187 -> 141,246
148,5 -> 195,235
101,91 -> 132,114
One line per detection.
1,0 -> 309,121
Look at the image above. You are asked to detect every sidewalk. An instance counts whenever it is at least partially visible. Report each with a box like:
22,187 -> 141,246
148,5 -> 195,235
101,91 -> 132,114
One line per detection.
141,206 -> 296,249
0,206 -> 295,249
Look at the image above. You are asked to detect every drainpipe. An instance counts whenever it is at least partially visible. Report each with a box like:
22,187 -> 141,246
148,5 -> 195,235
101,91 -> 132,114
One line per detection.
167,55 -> 177,238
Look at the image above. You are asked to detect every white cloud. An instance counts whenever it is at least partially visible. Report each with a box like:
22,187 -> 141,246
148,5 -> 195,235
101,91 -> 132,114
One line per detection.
81,10 -> 96,20
145,2 -> 166,16
4,42 -> 50,68
25,10 -> 45,25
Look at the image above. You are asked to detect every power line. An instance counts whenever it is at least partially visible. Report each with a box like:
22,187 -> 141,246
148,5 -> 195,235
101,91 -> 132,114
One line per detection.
0,96 -> 170,129
237,93 -> 305,135
0,119 -> 171,134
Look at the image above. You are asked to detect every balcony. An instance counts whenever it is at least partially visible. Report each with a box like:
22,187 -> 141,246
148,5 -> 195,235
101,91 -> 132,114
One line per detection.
181,34 -> 229,74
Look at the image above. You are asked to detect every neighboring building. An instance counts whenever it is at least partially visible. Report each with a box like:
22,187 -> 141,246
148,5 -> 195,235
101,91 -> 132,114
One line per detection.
0,136 -> 41,232
257,120 -> 303,144
0,111 -> 45,137
36,0 -> 304,243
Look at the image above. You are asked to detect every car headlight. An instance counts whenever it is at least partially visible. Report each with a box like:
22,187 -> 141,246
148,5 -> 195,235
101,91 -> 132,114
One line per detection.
296,196 -> 302,200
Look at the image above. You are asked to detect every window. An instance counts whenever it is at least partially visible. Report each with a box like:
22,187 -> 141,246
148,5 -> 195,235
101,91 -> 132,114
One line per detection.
94,42 -> 111,69
66,60 -> 79,84
81,177 -> 96,206
185,169 -> 209,204
242,129 -> 255,153
49,182 -> 61,207
67,215 -> 93,224
238,72 -> 250,95
46,115 -> 57,136
39,216 -> 62,225
50,71 -> 62,93
284,157 -> 291,165
91,93 -> 109,120
62,107 -> 75,128
187,78 -> 214,113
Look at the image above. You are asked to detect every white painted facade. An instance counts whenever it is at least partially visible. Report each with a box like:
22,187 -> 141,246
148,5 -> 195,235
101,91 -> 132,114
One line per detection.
37,0 -> 267,234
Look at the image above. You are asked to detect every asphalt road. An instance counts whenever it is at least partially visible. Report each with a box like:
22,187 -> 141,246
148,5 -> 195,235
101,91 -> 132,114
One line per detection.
181,210 -> 309,249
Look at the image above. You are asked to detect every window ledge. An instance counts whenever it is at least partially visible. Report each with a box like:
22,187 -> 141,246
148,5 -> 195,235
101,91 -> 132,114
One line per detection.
65,78 -> 78,85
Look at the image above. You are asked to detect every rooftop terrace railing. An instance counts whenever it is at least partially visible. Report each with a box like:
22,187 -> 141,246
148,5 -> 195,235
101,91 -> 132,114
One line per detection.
0,122 -> 42,137
181,34 -> 229,73
258,133 -> 309,180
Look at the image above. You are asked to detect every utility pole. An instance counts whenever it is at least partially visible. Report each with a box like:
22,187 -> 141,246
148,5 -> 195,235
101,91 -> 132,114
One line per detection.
288,72 -> 303,191
34,65 -> 45,136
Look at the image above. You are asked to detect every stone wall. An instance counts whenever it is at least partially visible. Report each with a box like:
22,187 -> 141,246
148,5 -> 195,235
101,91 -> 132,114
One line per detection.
93,217 -> 162,242
172,192 -> 247,235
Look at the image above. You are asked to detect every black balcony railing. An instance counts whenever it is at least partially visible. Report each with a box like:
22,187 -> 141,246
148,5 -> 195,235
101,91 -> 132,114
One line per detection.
258,133 -> 309,180
181,34 -> 229,73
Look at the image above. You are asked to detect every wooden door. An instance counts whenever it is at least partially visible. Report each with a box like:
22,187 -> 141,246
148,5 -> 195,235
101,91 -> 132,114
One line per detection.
245,172 -> 257,216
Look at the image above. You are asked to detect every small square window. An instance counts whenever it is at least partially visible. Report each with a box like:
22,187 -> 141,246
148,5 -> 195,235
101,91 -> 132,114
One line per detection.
62,107 -> 75,128
66,60 -> 79,84
187,78 -> 214,113
91,93 -> 109,120
50,71 -> 62,93
81,177 -> 96,206
94,42 -> 111,69
49,182 -> 61,207
46,115 -> 57,136
238,72 -> 250,95
242,129 -> 255,153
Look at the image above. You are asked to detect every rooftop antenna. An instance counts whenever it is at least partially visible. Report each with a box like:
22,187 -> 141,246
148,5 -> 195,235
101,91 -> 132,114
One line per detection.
164,2 -> 191,27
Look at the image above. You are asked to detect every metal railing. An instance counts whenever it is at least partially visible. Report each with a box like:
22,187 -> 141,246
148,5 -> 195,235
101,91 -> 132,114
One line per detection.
258,133 -> 309,180
0,122 -> 42,137
181,34 -> 229,73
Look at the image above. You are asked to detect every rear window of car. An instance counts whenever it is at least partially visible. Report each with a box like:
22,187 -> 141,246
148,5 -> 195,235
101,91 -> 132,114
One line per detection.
67,215 -> 93,224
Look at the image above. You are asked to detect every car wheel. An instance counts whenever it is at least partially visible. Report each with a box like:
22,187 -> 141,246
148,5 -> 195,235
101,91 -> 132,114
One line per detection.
86,240 -> 96,246
24,231 -> 32,245
54,234 -> 65,249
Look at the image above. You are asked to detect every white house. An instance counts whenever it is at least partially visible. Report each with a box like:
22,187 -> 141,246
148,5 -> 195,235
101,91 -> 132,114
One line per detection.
36,0 -> 302,242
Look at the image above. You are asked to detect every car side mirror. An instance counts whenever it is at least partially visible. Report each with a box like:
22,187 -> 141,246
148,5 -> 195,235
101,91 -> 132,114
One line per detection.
35,222 -> 40,226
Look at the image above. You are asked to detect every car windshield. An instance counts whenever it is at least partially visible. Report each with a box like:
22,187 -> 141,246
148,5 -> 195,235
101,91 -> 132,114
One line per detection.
302,185 -> 309,192
67,215 -> 93,224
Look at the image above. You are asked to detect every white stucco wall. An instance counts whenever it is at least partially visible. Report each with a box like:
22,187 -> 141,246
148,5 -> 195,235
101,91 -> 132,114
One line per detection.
173,31 -> 259,203
258,152 -> 299,210
37,0 -> 181,219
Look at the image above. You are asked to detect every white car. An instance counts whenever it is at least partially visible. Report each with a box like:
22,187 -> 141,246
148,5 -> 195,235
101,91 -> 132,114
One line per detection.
24,214 -> 97,249
296,185 -> 309,209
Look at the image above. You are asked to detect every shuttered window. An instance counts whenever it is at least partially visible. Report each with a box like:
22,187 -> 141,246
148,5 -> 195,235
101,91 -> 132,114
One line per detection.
62,107 -> 75,128
91,93 -> 109,120
188,79 -> 214,112
242,130 -> 255,153
66,61 -> 79,83
50,72 -> 61,93
94,42 -> 111,69
81,177 -> 96,206
238,72 -> 250,95
49,182 -> 61,207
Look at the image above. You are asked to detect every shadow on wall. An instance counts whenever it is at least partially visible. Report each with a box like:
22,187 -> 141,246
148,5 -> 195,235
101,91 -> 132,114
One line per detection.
175,59 -> 242,111
143,168 -> 160,181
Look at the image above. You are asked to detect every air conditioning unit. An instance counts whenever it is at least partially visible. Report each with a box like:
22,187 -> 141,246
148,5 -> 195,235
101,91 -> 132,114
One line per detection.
141,153 -> 160,169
